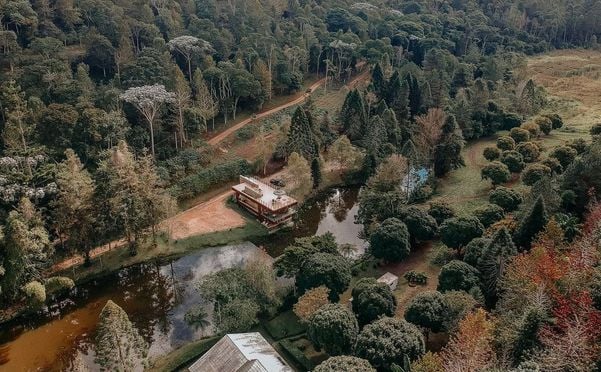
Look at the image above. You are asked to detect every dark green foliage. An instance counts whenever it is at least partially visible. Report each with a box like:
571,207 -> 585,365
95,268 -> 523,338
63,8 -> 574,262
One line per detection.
356,317 -> 425,369
314,356 -> 375,372
297,253 -> 351,301
403,206 -> 438,242
404,291 -> 449,333
462,237 -> 492,267
522,163 -> 552,186
481,161 -> 511,185
428,201 -> 455,225
437,260 -> 481,293
516,142 -> 540,163
311,158 -> 322,189
173,159 -> 251,200
439,216 -> 485,249
566,138 -> 589,155
369,218 -> 411,262
501,150 -> 525,173
489,187 -> 523,211
404,271 -> 428,285
561,141 -> 601,214
307,304 -> 358,356
340,89 -> 367,142
590,123 -> 601,136
474,203 -> 505,227
286,107 -> 318,160
510,127 -> 531,143
549,145 -> 578,168
590,268 -> 601,311
544,113 -> 563,129
535,117 -> 553,135
275,234 -> 340,277
514,196 -> 549,250
477,227 -> 517,301
372,63 -> 385,97
541,157 -> 563,174
497,136 -> 516,151
279,339 -> 314,371
351,278 -> 397,326
512,306 -> 550,364
483,146 -> 501,161
433,115 -> 465,177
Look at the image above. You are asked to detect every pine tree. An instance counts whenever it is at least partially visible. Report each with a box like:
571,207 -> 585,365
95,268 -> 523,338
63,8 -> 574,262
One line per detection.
514,196 -> 549,250
0,199 -> 51,299
386,71 -> 410,122
434,115 -> 465,177
52,149 -> 97,265
319,111 -> 337,149
340,89 -> 367,142
286,107 -> 318,160
172,65 -> 191,148
95,300 -> 148,371
372,63 -> 385,98
406,73 -> 422,117
0,80 -> 32,154
477,227 -> 517,302
96,141 -> 175,255
363,115 -> 387,157
382,108 -> 401,147
192,68 -> 218,131
311,158 -> 322,189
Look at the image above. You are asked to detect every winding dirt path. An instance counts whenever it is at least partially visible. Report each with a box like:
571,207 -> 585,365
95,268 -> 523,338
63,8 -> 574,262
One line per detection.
50,69 -> 371,273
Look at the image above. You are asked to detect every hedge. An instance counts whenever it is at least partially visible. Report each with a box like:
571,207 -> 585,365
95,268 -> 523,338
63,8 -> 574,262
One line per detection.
279,338 -> 314,371
172,158 -> 252,200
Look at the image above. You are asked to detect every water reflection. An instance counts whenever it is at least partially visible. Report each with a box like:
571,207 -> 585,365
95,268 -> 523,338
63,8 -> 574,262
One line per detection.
261,186 -> 367,257
0,186 -> 367,371
0,242 -> 260,371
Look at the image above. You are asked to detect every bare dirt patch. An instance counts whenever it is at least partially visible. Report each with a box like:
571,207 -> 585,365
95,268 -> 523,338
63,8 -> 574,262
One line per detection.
164,191 -> 245,240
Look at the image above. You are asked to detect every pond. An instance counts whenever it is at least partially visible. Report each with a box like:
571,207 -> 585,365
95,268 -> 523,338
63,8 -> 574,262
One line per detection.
259,186 -> 367,257
0,186 -> 367,371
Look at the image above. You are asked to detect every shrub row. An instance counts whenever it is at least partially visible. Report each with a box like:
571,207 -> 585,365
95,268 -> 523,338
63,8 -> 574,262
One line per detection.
171,158 -> 252,200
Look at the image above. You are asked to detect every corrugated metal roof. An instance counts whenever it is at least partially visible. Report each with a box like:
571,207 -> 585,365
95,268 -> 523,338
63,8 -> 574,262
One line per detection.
188,333 -> 292,372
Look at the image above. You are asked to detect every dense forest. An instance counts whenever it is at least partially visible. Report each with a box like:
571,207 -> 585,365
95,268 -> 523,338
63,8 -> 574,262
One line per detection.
2,0 -> 601,370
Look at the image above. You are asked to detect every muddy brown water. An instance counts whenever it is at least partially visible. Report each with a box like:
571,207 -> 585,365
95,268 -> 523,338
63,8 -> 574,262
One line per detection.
0,187 -> 366,371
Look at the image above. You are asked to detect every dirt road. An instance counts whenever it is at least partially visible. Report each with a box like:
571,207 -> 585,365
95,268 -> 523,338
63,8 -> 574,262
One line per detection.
51,70 -> 371,273
207,67 -> 370,146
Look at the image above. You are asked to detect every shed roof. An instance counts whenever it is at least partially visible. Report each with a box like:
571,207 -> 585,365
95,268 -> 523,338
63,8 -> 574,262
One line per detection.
188,333 -> 292,372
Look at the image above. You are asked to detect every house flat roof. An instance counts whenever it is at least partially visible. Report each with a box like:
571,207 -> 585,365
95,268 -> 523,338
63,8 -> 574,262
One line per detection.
232,176 -> 297,211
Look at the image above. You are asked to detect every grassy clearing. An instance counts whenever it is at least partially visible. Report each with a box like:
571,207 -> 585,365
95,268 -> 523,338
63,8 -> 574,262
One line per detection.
146,336 -> 220,372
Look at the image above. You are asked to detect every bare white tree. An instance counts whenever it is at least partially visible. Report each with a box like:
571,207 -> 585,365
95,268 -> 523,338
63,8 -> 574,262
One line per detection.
120,85 -> 175,159
167,36 -> 214,79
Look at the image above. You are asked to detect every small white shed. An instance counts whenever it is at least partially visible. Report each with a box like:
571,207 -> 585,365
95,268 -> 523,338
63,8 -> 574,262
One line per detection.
377,272 -> 399,291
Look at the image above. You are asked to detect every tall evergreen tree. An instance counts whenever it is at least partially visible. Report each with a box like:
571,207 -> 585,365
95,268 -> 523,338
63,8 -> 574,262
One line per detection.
386,71 -> 410,122
371,63 -> 385,98
311,158 -> 322,189
52,149 -> 97,265
95,300 -> 148,371
363,115 -> 387,156
406,73 -> 422,117
382,108 -> 401,148
434,115 -> 465,177
340,89 -> 367,142
286,107 -> 318,160
514,196 -> 549,250
477,227 -> 517,303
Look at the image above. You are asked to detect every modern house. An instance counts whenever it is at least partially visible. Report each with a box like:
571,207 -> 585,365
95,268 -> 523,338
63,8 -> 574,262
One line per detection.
232,176 -> 298,231
188,332 -> 293,372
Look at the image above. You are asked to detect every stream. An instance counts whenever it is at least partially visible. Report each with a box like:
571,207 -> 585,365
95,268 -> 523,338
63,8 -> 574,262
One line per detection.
0,187 -> 366,371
